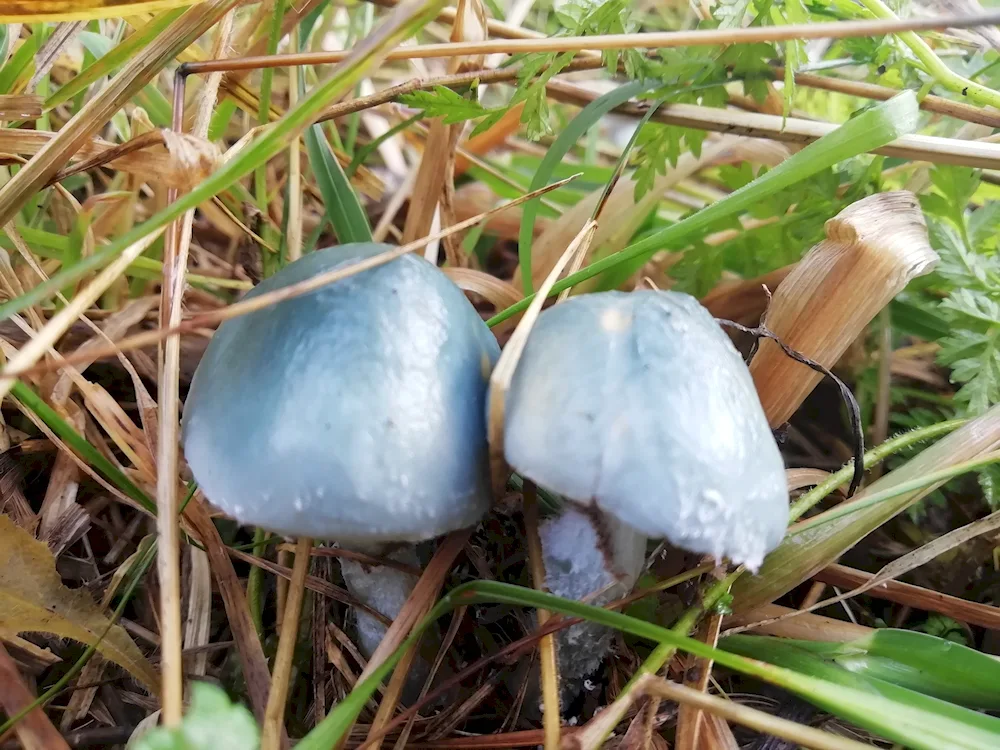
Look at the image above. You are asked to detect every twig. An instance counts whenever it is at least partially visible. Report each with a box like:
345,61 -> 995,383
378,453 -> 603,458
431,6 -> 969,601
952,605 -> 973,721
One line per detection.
545,80 -> 1000,170
262,537 -> 313,750
156,10 -> 237,724
638,676 -> 872,750
523,483 -> 561,749
181,12 -> 1000,72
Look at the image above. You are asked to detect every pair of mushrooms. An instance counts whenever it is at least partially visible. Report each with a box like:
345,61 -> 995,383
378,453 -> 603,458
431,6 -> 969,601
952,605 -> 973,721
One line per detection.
182,242 -> 787,701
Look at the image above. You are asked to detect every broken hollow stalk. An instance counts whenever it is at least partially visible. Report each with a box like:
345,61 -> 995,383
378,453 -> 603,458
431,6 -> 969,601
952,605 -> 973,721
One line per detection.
749,191 -> 939,428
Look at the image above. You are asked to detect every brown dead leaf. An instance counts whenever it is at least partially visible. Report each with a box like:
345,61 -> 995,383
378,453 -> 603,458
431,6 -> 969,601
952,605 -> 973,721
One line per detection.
0,514 -> 158,693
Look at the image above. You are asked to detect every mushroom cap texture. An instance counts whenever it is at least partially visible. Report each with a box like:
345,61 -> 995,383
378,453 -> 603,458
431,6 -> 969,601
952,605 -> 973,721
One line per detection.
502,290 -> 787,570
182,243 -> 500,543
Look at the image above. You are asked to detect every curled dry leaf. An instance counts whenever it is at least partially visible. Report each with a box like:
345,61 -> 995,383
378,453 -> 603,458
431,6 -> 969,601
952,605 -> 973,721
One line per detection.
443,266 -> 523,311
750,191 -> 939,427
0,514 -> 158,692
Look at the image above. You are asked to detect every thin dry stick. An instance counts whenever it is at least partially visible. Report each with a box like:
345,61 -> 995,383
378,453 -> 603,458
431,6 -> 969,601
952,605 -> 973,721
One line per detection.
182,11 -> 1000,72
4,175 -> 580,382
156,11 -> 237,724
727,503 -> 1000,636
286,27 -> 303,263
261,537 -> 313,750
637,676 -> 873,750
522,482 -> 561,750
544,81 -> 1000,170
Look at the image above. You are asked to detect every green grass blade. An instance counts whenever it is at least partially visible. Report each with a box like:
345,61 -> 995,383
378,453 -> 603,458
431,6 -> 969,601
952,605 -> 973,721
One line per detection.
721,634 -> 1000,742
795,629 -> 1000,710
489,90 -> 920,326
0,0 -> 447,323
44,10 -> 185,111
305,124 -> 372,244
734,405 -> 1000,613
296,580 -> 1000,750
517,79 -> 657,296
10,381 -> 153,512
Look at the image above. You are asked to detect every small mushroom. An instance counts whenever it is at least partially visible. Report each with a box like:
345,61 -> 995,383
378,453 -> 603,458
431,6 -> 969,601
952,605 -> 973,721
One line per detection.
182,242 -> 499,689
501,289 -> 787,699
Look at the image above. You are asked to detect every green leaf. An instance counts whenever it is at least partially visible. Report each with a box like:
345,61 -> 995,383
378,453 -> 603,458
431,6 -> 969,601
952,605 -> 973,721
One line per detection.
489,90 -> 921,325
725,630 -> 1000,710
304,124 -> 372,245
721,634 -> 1000,740
399,85 -> 492,125
134,683 -> 259,750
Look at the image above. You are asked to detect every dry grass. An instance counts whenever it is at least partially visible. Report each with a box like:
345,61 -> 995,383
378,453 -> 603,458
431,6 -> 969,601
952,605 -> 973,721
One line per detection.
4,2 -> 1000,749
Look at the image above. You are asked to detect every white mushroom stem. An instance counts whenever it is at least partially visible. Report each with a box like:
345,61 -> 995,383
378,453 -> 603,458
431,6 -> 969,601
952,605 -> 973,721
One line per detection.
338,544 -> 431,702
540,505 -> 647,702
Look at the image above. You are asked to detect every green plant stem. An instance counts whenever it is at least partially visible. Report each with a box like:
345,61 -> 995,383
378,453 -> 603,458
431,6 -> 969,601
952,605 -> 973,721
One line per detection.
296,581 -> 1000,750
248,527 -> 268,637
795,451 -> 1000,532
790,418 -> 966,522
577,417 -> 969,746
851,0 -> 1000,110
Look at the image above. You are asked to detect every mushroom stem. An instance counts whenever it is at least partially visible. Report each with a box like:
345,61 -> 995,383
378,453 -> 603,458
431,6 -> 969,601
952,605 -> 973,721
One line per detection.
539,504 -> 647,704
337,544 -> 431,703
749,191 -> 938,428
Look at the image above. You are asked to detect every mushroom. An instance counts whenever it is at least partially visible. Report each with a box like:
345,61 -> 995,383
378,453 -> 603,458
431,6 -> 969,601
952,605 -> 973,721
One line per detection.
181,242 -> 500,693
501,289 -> 787,699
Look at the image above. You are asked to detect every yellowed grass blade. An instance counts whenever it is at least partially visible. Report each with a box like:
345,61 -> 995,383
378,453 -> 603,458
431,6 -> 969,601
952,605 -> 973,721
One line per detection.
0,0 -> 203,22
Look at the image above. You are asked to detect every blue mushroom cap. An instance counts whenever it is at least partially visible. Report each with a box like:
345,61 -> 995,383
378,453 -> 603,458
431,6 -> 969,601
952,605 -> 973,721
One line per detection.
182,243 -> 500,543
502,290 -> 787,570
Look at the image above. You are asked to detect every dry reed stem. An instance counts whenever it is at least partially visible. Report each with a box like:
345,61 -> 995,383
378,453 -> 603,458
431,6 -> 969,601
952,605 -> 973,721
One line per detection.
185,11 -> 1000,72
700,266 -> 795,326
0,95 -> 42,119
4,175 -> 578,382
184,498 -> 275,724
523,483 -> 561,750
813,564 -> 1000,631
262,537 -> 312,750
544,81 -> 1000,170
156,10 -> 236,725
635,677 -> 872,750
0,0 -> 240,226
0,642 -> 70,750
749,191 -> 938,428
674,614 -> 722,750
